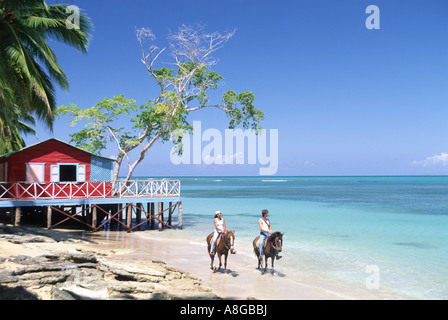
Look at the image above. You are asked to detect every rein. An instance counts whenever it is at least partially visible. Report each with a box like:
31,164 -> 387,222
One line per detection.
269,236 -> 281,251
221,232 -> 234,251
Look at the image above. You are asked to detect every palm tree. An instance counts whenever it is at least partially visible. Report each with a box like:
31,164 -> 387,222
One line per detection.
0,106 -> 36,154
0,78 -> 37,154
0,0 -> 92,153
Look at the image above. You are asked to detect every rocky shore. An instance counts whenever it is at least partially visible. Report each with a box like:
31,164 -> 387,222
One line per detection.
0,224 -> 220,300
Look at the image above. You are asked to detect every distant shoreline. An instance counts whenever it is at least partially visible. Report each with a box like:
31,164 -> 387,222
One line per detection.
125,175 -> 448,179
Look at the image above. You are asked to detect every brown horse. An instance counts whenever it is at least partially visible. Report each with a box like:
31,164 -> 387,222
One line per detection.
253,232 -> 283,272
206,230 -> 236,273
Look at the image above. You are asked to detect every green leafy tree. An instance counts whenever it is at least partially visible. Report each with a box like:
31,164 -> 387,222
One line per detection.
0,0 -> 92,153
57,25 -> 264,184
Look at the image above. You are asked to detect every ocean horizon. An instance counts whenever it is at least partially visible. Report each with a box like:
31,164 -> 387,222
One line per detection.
128,175 -> 448,299
115,175 -> 448,299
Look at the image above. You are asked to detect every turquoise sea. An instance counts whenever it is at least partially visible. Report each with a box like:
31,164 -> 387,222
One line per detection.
163,176 -> 448,299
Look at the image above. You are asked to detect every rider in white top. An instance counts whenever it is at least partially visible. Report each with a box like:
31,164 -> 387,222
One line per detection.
259,209 -> 281,260
215,217 -> 224,233
259,217 -> 271,234
210,210 -> 226,255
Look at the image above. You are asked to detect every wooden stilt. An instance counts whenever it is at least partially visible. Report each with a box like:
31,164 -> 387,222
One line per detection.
158,202 -> 163,231
178,201 -> 183,230
14,207 -> 21,227
168,202 -> 173,226
150,203 -> 155,230
146,203 -> 150,227
47,206 -> 52,229
127,204 -> 132,228
92,206 -> 97,230
118,204 -> 123,230
136,203 -> 142,227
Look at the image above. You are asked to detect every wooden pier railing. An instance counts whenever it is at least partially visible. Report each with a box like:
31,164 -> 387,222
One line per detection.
114,179 -> 181,198
0,179 -> 181,201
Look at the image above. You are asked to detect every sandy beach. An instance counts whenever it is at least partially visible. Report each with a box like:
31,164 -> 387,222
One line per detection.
82,229 -> 409,300
1,222 -> 410,300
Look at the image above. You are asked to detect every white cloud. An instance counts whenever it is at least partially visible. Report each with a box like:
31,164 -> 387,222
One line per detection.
202,152 -> 243,165
302,160 -> 315,166
411,152 -> 448,167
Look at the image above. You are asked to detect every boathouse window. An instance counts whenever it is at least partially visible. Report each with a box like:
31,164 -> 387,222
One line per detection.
26,163 -> 45,183
60,165 -> 77,182
0,163 -> 7,182
51,164 -> 86,183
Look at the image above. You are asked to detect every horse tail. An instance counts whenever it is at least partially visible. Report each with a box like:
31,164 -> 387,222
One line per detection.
253,236 -> 260,256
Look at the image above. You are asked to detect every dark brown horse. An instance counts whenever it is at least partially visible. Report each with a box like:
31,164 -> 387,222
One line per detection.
253,232 -> 283,272
206,230 -> 236,273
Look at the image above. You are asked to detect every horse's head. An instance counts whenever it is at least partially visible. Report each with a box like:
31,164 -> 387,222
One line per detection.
224,230 -> 236,254
271,232 -> 284,252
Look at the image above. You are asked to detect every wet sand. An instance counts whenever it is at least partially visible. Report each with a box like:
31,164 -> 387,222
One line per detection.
82,229 -> 408,300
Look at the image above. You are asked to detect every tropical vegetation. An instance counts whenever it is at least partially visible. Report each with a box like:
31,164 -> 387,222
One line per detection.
57,25 -> 264,184
0,0 -> 92,154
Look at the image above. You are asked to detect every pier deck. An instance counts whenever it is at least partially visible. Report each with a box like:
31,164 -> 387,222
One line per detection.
0,179 -> 182,232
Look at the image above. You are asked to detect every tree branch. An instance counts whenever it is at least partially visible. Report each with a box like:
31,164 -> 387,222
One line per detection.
186,104 -> 229,112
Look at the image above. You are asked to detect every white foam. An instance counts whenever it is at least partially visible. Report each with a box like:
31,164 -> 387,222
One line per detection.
189,241 -> 207,247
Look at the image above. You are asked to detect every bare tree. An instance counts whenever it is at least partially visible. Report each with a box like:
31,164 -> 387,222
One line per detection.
58,25 -> 263,184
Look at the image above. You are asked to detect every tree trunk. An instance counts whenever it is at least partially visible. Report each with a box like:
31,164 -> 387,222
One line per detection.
122,132 -> 164,184
112,154 -> 124,186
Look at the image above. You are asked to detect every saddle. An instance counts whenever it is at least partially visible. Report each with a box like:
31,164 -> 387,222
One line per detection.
209,233 -> 224,250
255,236 -> 268,250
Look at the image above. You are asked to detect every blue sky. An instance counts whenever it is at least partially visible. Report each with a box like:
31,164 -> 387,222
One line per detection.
25,0 -> 448,176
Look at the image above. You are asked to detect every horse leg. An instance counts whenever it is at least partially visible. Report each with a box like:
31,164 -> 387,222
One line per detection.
217,253 -> 222,272
224,252 -> 228,274
210,253 -> 215,270
255,249 -> 261,269
207,233 -> 215,272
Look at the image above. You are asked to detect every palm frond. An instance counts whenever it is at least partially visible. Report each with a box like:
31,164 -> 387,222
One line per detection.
0,0 -> 92,149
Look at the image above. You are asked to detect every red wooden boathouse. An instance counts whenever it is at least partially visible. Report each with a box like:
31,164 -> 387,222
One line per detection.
0,138 -> 114,198
0,139 -> 182,232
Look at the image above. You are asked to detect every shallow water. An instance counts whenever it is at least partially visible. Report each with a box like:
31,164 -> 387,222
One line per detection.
85,176 -> 448,299
83,229 -> 404,300
173,176 -> 448,299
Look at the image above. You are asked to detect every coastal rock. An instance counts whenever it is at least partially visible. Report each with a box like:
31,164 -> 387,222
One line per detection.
50,287 -> 78,300
41,252 -> 98,264
0,225 -> 220,300
99,260 -> 166,282
1,225 -> 56,244
8,255 -> 45,266
0,271 -> 18,283
18,270 -> 71,285
0,234 -> 55,244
